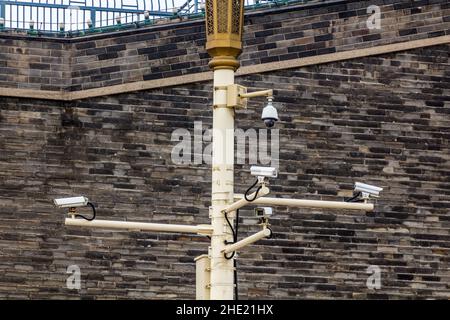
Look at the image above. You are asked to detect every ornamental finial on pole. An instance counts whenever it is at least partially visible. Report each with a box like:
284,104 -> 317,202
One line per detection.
205,0 -> 245,71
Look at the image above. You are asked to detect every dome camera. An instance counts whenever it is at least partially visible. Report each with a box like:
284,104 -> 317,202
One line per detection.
261,99 -> 278,128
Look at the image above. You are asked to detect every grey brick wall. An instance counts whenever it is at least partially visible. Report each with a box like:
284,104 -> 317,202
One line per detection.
0,42 -> 449,299
0,38 -> 70,91
0,0 -> 449,91
68,0 -> 450,90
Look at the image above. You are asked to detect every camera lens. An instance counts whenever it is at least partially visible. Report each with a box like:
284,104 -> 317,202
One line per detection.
264,119 -> 275,128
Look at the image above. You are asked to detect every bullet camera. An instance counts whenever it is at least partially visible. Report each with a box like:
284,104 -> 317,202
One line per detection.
354,182 -> 383,198
53,196 -> 89,209
53,196 -> 96,221
255,207 -> 273,218
261,99 -> 279,128
250,166 -> 278,178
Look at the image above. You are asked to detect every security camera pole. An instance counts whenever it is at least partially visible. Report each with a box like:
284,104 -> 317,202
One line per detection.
204,1 -> 285,299
204,0 -> 241,300
61,0 -> 378,301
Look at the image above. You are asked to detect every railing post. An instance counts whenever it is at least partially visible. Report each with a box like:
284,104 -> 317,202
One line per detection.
90,9 -> 96,28
0,2 -> 5,19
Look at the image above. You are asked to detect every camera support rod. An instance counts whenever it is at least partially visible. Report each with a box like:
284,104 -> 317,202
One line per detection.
222,185 -> 270,214
238,89 -> 273,99
65,218 -> 213,235
222,228 -> 271,254
234,195 -> 374,211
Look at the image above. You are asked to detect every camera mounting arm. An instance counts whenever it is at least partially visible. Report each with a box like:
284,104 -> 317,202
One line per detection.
65,218 -> 213,236
233,195 -> 374,211
222,225 -> 272,255
214,85 -> 274,109
238,89 -> 273,100
222,185 -> 270,215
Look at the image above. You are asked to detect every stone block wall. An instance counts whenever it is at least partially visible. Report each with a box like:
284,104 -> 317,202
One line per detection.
0,37 -> 71,91
0,0 -> 449,299
0,43 -> 449,299
0,0 -> 448,91
68,0 -> 450,90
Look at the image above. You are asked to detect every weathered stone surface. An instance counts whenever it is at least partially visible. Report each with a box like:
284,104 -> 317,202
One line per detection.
0,0 -> 449,91
0,42 -> 449,299
0,0 -> 449,300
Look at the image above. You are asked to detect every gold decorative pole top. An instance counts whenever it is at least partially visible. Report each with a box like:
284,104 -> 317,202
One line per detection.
205,0 -> 245,71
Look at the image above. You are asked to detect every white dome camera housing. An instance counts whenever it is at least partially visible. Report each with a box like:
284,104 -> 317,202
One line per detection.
261,99 -> 279,128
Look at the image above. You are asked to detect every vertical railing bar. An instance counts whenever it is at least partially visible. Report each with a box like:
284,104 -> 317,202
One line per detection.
42,1 -> 45,30
90,8 -> 95,29
0,1 -> 5,20
12,3 -> 14,29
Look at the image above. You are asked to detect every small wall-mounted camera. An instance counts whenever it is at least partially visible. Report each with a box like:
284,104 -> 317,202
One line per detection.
354,182 -> 383,198
255,207 -> 273,219
53,196 -> 96,221
250,166 -> 278,178
53,196 -> 89,209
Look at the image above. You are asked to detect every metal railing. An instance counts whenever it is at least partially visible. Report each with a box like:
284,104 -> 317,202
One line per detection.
0,0 -> 310,36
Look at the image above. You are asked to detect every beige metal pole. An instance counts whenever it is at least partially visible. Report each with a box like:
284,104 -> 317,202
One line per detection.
195,254 -> 211,300
209,68 -> 235,300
